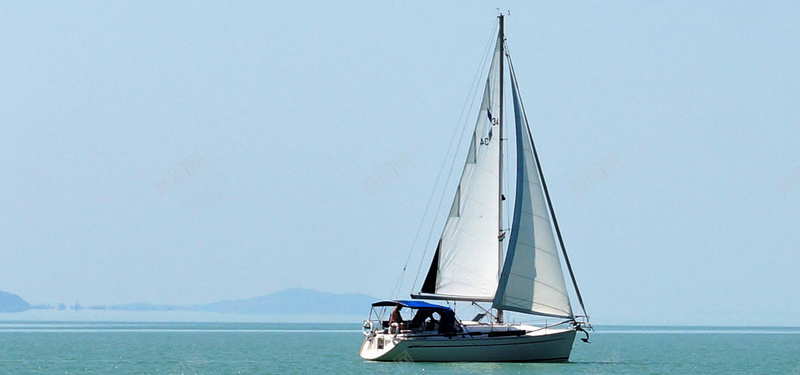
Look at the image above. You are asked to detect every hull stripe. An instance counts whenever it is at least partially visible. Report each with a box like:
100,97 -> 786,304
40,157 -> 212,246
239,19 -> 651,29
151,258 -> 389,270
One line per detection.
406,336 -> 565,349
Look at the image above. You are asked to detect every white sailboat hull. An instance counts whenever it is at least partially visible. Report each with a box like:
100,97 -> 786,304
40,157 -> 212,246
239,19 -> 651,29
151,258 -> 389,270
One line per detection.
360,325 -> 577,362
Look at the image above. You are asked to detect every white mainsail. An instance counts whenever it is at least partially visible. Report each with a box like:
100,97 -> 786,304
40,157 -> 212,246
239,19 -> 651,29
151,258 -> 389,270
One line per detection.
418,32 -> 503,301
492,66 -> 573,319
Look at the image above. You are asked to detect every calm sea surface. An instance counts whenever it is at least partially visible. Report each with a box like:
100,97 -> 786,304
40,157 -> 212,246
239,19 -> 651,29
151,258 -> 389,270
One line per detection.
1,322 -> 799,374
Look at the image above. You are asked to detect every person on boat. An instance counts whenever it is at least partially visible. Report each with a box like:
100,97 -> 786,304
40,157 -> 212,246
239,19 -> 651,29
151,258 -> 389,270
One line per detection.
438,310 -> 457,335
388,304 -> 403,333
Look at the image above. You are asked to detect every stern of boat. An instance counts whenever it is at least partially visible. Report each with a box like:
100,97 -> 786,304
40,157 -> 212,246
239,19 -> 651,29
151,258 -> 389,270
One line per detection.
360,331 -> 406,361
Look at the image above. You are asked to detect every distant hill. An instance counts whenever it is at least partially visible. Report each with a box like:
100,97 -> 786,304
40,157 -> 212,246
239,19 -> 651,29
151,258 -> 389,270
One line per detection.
101,289 -> 378,315
0,290 -> 31,312
200,289 -> 377,315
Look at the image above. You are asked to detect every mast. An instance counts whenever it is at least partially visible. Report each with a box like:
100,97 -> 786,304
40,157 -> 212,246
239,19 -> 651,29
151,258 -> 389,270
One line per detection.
496,13 -> 505,324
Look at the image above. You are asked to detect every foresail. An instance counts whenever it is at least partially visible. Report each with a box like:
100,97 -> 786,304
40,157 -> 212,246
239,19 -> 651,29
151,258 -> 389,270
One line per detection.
418,32 -> 503,301
492,66 -> 573,319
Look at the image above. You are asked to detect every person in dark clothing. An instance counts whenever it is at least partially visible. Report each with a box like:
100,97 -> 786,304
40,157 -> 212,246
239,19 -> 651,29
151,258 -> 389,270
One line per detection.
438,310 -> 457,335
410,309 -> 438,332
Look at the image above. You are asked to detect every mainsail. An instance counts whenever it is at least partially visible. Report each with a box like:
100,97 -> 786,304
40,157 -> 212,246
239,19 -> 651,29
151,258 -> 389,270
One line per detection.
492,63 -> 573,319
417,32 -> 503,301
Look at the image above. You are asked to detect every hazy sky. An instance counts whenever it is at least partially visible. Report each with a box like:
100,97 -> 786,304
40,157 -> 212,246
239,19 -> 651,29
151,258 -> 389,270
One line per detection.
2,1 -> 799,325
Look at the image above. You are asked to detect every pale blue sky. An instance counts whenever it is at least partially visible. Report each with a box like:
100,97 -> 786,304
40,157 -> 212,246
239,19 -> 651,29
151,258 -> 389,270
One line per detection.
1,1 -> 799,325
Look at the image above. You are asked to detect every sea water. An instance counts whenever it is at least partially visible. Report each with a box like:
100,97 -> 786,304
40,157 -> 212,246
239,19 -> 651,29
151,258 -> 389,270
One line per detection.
1,322 -> 799,374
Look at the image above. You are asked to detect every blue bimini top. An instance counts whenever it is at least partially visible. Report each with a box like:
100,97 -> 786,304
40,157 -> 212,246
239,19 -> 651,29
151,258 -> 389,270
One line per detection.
371,300 -> 454,314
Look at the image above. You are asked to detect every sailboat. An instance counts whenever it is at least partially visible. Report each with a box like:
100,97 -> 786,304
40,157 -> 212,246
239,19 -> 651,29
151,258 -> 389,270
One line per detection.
359,14 -> 590,362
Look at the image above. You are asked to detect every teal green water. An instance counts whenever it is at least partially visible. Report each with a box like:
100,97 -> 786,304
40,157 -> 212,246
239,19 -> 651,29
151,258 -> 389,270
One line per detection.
1,323 -> 799,374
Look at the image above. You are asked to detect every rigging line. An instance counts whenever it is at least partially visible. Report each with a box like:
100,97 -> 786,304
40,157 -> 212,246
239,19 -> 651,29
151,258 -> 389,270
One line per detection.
410,22 -> 501,294
506,52 -> 589,319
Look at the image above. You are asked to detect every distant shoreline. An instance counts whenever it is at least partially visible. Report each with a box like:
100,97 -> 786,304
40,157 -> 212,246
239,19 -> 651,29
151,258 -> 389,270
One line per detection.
0,309 -> 366,324
1,310 -> 799,329
0,288 -> 377,318
0,318 -> 799,331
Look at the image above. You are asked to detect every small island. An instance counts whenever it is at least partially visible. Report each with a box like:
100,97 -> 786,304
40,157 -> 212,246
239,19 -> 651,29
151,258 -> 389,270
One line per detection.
0,290 -> 31,313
